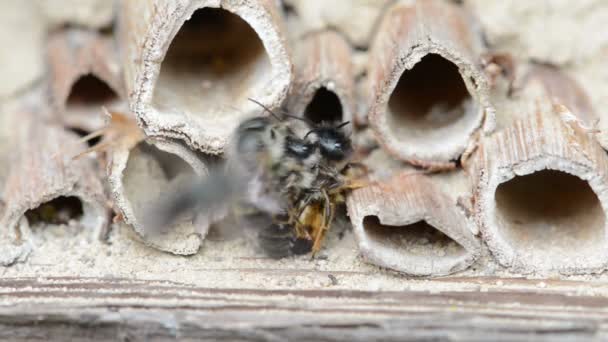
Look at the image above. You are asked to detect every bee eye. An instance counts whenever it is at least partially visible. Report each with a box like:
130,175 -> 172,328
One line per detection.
285,136 -> 314,159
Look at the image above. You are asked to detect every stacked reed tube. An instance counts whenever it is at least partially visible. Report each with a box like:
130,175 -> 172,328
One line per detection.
1,0 -> 607,278
347,0 -> 608,276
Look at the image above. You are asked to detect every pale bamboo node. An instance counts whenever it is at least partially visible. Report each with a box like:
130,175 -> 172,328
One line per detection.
108,137 -> 211,255
366,0 -> 493,166
287,30 -> 354,126
118,0 -> 292,154
347,172 -> 481,276
0,110 -> 108,265
47,29 -> 125,133
471,97 -> 608,274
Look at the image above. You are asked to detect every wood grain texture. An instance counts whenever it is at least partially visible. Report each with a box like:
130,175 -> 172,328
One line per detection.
118,0 -> 292,155
0,110 -> 109,266
287,30 -> 355,126
47,29 -> 125,132
471,81 -> 608,274
366,0 -> 493,167
108,137 -> 209,255
347,171 -> 480,276
1,277 -> 607,341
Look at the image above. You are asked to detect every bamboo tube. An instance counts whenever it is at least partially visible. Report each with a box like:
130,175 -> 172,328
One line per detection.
108,137 -> 211,255
520,63 -> 599,133
347,171 -> 480,276
118,0 -> 292,154
471,83 -> 608,274
282,0 -> 392,48
366,0 -> 493,167
0,110 -> 109,265
47,29 -> 125,133
287,30 -> 354,125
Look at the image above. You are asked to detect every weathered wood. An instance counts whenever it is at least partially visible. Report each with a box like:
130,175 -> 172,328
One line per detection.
47,28 -> 125,132
35,0 -> 116,30
366,0 -> 493,167
282,0 -> 393,48
470,78 -> 608,274
0,277 -> 607,341
108,136 -> 210,255
0,0 -> 46,99
0,109 -> 109,266
118,0 -> 292,154
347,171 -> 480,276
287,30 -> 355,126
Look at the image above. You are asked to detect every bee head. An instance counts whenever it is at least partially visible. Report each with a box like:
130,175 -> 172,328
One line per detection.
305,121 -> 352,162
284,135 -> 315,160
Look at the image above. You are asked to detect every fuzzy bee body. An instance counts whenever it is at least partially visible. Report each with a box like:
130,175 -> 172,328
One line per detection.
145,101 -> 364,259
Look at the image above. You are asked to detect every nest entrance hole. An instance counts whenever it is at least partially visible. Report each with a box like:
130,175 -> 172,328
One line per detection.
494,170 -> 605,263
25,196 -> 84,227
123,142 -> 197,224
67,74 -> 118,108
153,7 -> 271,119
362,216 -> 466,259
304,87 -> 343,124
387,54 -> 475,147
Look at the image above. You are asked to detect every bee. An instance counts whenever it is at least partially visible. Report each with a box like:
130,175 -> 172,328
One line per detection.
144,99 -> 366,258
288,121 -> 367,255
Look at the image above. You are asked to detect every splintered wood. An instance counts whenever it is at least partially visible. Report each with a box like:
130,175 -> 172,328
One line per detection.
348,172 -> 480,276
366,0 -> 493,166
119,0 -> 292,154
470,78 -> 608,274
0,111 -> 108,266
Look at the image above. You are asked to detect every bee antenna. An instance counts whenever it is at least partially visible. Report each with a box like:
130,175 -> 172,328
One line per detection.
304,128 -> 317,139
284,113 -> 316,126
248,98 -> 283,121
335,121 -> 350,129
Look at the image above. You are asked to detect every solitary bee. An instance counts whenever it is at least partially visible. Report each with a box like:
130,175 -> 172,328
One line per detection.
145,100 -> 365,258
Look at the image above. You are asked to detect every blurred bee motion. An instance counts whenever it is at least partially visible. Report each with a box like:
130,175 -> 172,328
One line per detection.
144,99 -> 366,258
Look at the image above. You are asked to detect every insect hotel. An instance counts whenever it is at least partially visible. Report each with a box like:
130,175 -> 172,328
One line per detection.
1,0 -> 607,340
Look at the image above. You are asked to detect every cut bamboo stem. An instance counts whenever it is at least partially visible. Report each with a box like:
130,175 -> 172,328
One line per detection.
118,0 -> 292,154
282,0 -> 393,48
520,63 -> 599,134
366,0 -> 493,166
472,82 -> 608,274
347,172 -> 480,276
0,110 -> 109,265
47,28 -> 125,133
108,137 -> 210,255
287,30 -> 355,126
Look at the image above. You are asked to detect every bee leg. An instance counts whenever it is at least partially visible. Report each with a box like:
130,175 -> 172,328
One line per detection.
311,190 -> 333,257
292,197 -> 313,239
259,220 -> 313,259
345,178 -> 370,190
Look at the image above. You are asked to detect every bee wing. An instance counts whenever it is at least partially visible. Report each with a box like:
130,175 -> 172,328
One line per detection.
141,164 -> 249,237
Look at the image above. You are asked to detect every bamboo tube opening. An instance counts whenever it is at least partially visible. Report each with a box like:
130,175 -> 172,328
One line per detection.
67,74 -> 118,107
387,54 -> 475,149
24,196 -> 83,227
123,142 -> 196,225
493,170 -> 605,265
304,87 -> 344,124
152,8 -> 271,121
362,216 -> 468,260
64,74 -> 121,131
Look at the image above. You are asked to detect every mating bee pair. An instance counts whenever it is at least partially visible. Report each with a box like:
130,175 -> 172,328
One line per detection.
146,99 -> 365,258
